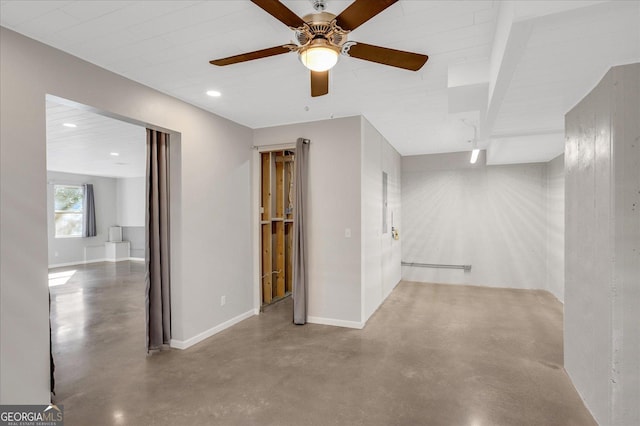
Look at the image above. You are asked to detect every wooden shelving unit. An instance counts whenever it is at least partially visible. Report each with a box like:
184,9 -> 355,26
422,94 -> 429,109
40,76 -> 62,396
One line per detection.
261,150 -> 295,305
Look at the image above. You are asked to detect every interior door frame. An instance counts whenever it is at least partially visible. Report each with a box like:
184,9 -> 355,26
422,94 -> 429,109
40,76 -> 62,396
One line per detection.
251,143 -> 296,313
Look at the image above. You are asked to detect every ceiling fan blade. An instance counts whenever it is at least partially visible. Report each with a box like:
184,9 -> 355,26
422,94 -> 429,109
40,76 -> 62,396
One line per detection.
210,45 -> 292,66
345,42 -> 428,71
335,0 -> 398,31
251,0 -> 305,28
311,70 -> 329,97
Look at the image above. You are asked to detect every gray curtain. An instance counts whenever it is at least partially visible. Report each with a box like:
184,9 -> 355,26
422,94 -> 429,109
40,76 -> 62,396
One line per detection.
83,184 -> 96,237
293,138 -> 309,325
145,129 -> 171,351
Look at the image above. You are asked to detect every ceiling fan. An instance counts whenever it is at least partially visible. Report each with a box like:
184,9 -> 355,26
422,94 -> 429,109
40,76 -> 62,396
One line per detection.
209,0 -> 429,97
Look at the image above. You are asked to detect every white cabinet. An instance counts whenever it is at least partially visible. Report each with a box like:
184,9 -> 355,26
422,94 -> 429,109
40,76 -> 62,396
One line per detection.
105,241 -> 130,262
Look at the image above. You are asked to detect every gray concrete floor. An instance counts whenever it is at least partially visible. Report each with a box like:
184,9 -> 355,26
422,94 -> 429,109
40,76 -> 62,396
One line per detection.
50,261 -> 595,426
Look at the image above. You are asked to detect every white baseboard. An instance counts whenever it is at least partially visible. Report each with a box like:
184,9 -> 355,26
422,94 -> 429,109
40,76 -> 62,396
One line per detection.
48,257 -> 144,268
105,257 -> 143,263
170,309 -> 256,350
307,316 -> 364,329
382,278 -> 401,302
360,279 -> 401,325
48,258 -> 108,269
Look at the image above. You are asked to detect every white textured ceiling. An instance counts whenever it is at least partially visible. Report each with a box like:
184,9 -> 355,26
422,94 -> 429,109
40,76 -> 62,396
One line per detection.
492,1 -> 640,137
46,101 -> 146,178
2,0 -> 639,166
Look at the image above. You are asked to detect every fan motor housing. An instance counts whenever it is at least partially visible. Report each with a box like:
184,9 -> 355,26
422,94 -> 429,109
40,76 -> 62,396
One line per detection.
296,12 -> 348,48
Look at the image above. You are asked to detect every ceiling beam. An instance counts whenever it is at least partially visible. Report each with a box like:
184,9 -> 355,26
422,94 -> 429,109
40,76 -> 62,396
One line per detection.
481,1 -> 532,140
481,1 -> 608,140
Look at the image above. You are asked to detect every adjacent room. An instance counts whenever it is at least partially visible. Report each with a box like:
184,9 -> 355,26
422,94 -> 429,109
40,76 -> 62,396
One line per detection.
46,100 -> 147,268
45,99 -> 148,401
1,1 -> 638,426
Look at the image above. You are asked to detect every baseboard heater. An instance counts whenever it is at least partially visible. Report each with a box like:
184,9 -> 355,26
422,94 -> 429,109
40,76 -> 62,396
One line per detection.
402,261 -> 472,272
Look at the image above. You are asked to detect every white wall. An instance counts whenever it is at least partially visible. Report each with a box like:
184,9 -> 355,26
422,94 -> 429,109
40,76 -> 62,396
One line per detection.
253,117 -> 362,326
46,174 -> 146,265
564,63 -> 639,426
545,154 -> 564,301
47,171 -> 118,266
381,134 -> 402,300
117,177 -> 145,227
252,116 -> 403,327
117,177 -> 146,259
123,226 -> 145,259
361,118 -> 402,322
401,152 -> 548,290
1,28 -> 253,404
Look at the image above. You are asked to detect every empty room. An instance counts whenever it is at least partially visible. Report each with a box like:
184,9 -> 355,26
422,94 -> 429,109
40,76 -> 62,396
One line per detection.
0,1 -> 638,426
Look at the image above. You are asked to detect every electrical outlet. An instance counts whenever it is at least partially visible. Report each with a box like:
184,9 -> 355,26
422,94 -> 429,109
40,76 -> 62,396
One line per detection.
220,296 -> 226,306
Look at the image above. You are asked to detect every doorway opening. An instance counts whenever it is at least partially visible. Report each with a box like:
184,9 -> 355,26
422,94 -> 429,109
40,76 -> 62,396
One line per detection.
45,95 -> 177,399
260,149 -> 295,307
46,97 -> 147,398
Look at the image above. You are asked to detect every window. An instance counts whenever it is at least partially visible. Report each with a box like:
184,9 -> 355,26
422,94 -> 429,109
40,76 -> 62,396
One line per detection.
54,185 -> 84,238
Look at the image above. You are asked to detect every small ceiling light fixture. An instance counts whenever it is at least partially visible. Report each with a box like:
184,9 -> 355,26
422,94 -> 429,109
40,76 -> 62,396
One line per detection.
462,119 -> 481,164
299,39 -> 339,72
470,148 -> 480,164
63,123 -> 77,128
462,118 -> 480,164
110,152 -> 119,156
206,90 -> 221,97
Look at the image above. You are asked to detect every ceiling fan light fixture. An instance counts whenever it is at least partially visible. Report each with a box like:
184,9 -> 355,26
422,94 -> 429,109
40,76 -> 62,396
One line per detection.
209,0 -> 428,97
299,40 -> 339,72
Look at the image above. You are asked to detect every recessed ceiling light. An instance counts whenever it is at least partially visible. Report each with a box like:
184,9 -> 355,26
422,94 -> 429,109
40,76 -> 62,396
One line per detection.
206,90 -> 221,97
110,152 -> 119,156
63,123 -> 77,128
